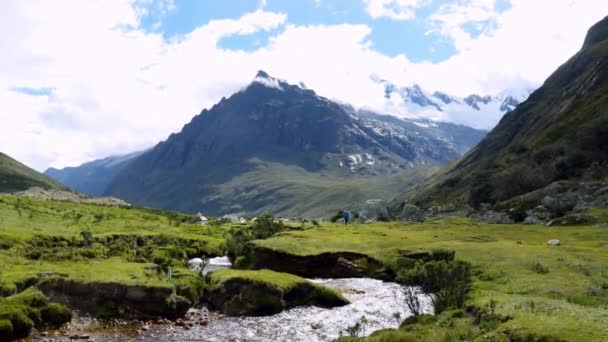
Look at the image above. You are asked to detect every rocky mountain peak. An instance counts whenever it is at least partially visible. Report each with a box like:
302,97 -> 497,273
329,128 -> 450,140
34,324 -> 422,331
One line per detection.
583,15 -> 608,49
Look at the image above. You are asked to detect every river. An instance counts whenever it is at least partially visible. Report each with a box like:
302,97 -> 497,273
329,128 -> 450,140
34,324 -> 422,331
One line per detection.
34,257 -> 432,341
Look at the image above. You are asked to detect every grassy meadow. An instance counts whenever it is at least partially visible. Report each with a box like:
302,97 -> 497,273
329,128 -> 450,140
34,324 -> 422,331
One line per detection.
256,214 -> 608,341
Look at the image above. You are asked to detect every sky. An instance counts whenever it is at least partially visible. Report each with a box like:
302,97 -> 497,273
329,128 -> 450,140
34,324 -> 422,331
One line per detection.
1,0 -> 607,171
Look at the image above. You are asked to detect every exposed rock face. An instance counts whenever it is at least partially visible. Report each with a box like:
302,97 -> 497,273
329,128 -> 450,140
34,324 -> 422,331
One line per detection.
469,210 -> 514,224
399,204 -> 425,222
38,277 -> 189,319
359,199 -> 391,222
206,278 -> 348,316
249,246 -> 391,280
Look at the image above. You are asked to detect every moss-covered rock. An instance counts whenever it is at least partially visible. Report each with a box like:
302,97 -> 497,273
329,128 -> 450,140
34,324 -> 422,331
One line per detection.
40,303 -> 72,327
0,288 -> 71,341
206,269 -> 349,316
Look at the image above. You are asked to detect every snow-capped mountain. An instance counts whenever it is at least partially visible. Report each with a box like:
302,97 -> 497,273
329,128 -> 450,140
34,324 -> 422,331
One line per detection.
375,78 -> 533,129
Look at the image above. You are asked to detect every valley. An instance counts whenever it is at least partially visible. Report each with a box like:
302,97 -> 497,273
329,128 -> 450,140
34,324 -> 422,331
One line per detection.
1,9 -> 608,342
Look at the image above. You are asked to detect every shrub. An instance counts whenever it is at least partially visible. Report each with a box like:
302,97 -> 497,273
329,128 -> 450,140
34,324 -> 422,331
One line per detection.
431,249 -> 455,262
509,207 -> 528,223
330,211 -> 345,223
491,165 -> 549,201
225,214 -> 284,261
342,316 -> 368,338
584,161 -> 608,180
397,260 -> 472,314
402,286 -> 422,316
530,260 -> 549,274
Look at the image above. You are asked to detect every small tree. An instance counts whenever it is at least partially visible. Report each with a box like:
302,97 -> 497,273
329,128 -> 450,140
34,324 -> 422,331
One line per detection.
80,230 -> 93,247
402,286 -> 422,316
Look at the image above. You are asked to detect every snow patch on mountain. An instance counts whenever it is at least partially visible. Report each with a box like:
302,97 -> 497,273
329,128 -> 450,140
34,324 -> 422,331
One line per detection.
371,78 -> 533,129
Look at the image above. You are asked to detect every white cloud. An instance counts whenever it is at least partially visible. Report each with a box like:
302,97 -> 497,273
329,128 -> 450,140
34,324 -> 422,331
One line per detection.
1,0 -> 607,171
362,0 -> 430,20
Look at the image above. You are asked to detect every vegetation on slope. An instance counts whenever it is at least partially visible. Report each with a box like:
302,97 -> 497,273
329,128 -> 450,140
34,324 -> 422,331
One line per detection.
400,15 -> 608,209
0,152 -> 64,193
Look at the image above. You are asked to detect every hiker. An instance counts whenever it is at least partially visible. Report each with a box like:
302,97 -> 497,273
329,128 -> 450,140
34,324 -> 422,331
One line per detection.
343,210 -> 350,225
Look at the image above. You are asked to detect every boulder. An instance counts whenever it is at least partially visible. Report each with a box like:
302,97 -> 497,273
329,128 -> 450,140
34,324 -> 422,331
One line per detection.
399,204 -> 425,222
542,193 -> 579,216
526,206 -> 550,220
547,239 -> 561,246
358,199 -> 391,222
481,211 -> 514,224
523,215 -> 542,225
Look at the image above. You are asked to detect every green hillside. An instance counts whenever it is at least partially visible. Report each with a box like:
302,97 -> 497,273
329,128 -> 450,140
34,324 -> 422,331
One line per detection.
399,16 -> 608,209
0,153 -> 65,193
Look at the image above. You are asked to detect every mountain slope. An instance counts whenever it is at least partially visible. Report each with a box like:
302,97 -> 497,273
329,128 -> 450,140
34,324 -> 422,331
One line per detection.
396,16 -> 608,209
0,152 -> 65,193
44,151 -> 144,196
104,71 -> 482,216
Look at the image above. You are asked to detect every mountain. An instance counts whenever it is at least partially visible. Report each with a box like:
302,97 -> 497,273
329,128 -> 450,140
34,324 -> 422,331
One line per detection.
354,110 -> 487,155
44,151 -> 144,196
92,71 -> 486,217
0,152 -> 65,193
374,77 -> 532,129
395,16 -> 608,210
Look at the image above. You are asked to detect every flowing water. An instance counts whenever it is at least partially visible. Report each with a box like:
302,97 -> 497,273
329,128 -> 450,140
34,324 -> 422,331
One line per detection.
34,258 -> 432,341
183,278 -> 433,342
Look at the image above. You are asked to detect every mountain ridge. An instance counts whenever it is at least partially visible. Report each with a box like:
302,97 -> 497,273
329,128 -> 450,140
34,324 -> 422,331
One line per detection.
0,152 -> 65,193
44,71 -> 486,216
394,15 -> 608,211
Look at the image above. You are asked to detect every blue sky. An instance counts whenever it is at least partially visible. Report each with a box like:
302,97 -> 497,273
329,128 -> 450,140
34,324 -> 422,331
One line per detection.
1,0 -> 607,170
140,0 -> 505,63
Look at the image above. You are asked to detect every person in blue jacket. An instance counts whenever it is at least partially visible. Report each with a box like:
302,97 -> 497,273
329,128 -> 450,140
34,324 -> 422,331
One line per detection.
343,210 -> 350,225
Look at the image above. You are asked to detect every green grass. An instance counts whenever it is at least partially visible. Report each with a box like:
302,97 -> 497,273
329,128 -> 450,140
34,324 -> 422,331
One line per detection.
0,195 -> 225,244
0,194 -> 227,297
253,217 -> 608,341
209,269 -> 315,291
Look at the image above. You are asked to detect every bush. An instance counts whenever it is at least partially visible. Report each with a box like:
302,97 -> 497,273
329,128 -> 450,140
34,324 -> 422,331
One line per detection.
225,214 -> 284,261
330,211 -> 345,223
342,316 -> 368,338
431,249 -> 455,262
397,260 -> 472,314
491,165 -> 549,201
233,256 -> 252,270
530,260 -> 549,274
401,286 -> 422,316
